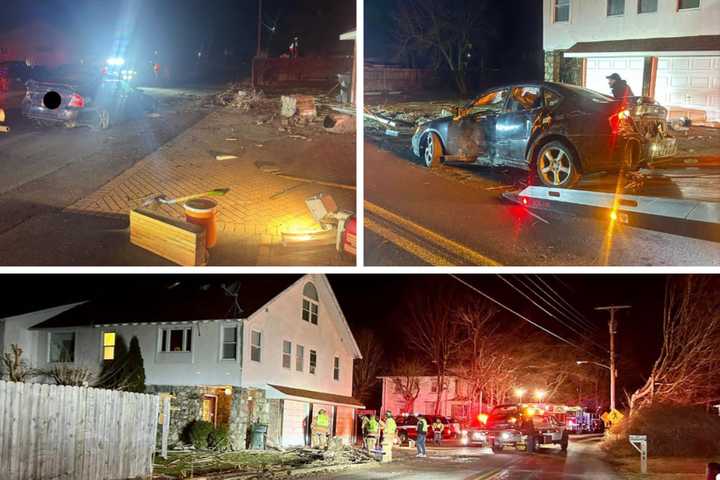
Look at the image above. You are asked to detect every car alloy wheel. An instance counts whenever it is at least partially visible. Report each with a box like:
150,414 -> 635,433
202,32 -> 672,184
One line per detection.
423,132 -> 442,168
536,141 -> 579,188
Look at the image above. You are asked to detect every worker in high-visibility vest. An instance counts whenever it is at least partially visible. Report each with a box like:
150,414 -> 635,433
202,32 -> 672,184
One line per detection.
380,411 -> 397,462
311,409 -> 330,449
366,414 -> 380,453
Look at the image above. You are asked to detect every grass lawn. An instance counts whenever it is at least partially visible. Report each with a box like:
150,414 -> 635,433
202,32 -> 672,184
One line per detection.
608,455 -> 714,480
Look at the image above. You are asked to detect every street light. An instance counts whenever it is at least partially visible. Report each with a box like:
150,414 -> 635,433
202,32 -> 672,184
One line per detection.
576,360 -> 611,371
534,389 -> 546,401
514,387 -> 526,400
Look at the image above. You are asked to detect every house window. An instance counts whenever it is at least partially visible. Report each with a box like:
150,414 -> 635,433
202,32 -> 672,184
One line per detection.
296,344 -> 304,372
393,381 -> 402,394
302,282 -> 319,325
431,379 -> 438,393
607,0 -> 624,16
282,340 -> 292,369
553,0 -> 570,22
49,332 -> 75,363
102,332 -> 116,361
333,356 -> 340,381
251,331 -> 262,362
160,327 -> 192,352
222,326 -> 238,360
309,350 -> 317,374
678,0 -> 700,9
638,0 -> 657,13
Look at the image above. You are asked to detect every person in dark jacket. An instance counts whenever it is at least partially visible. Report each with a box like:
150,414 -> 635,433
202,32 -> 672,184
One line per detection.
606,73 -> 635,99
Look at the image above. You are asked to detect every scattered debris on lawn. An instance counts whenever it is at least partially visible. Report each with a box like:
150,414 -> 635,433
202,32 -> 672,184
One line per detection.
212,85 -> 267,112
323,113 -> 355,134
216,154 -> 239,161
153,446 -> 375,479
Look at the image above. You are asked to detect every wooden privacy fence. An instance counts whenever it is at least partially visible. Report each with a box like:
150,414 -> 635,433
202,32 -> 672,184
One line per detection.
0,380 -> 159,480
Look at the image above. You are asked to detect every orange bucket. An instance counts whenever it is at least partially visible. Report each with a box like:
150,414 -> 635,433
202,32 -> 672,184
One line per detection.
183,198 -> 218,248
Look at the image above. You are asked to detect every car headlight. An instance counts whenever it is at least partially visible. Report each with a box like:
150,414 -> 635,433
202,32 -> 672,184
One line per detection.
501,432 -> 511,440
473,432 -> 484,440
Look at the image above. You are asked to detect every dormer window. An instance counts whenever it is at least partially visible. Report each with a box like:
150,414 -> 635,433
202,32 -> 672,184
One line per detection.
302,282 -> 319,325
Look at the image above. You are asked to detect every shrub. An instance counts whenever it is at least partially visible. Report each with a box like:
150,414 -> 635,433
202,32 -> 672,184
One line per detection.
185,420 -> 215,449
208,425 -> 231,452
603,404 -> 720,457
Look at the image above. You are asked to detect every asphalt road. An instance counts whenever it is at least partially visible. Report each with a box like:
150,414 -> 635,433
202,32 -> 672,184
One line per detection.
0,86 -> 216,242
312,435 -> 622,480
364,133 -> 720,266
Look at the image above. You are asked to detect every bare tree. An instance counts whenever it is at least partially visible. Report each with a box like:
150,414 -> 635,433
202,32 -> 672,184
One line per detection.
393,0 -> 498,95
353,329 -> 385,405
43,365 -> 93,386
405,291 -> 464,415
390,358 -> 427,413
1,344 -> 35,382
630,276 -> 720,411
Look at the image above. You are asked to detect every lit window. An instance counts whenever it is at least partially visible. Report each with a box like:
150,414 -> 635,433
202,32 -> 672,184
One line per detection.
607,0 -> 625,16
282,340 -> 292,369
251,330 -> 262,362
103,332 -> 116,360
49,332 -> 75,363
222,326 -> 237,360
638,0 -> 657,13
160,327 -> 192,352
302,282 -> 319,325
296,345 -> 304,372
333,356 -> 340,381
554,0 -> 570,22
678,0 -> 700,9
309,350 -> 317,374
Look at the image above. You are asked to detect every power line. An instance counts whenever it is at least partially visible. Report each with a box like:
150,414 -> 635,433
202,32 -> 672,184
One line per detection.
450,274 -> 603,360
535,275 -> 596,331
498,275 -> 610,354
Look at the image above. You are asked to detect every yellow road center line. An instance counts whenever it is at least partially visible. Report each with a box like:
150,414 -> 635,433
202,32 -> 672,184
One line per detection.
468,466 -> 504,480
365,217 -> 455,266
365,201 -> 502,266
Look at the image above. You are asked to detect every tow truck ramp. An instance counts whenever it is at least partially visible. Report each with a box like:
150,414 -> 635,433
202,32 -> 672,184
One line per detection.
505,186 -> 720,243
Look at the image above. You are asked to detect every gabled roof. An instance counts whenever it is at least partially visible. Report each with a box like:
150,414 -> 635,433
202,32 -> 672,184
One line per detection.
30,276 -> 303,329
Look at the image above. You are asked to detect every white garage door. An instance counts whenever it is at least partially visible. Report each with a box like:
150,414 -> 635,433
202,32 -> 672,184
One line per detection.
585,57 -> 645,98
655,56 -> 720,122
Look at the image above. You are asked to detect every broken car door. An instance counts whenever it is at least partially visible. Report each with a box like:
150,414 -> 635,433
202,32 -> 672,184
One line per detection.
494,86 -> 542,167
445,88 -> 508,161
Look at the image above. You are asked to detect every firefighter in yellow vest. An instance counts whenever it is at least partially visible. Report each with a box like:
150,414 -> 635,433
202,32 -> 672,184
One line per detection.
366,414 -> 380,453
380,410 -> 397,462
311,409 -> 330,449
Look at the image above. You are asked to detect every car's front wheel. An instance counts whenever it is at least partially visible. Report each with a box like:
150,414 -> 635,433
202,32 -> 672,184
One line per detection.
423,132 -> 443,168
536,141 -> 580,188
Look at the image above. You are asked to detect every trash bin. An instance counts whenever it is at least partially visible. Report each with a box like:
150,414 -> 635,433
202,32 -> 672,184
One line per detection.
250,423 -> 268,450
183,198 -> 218,248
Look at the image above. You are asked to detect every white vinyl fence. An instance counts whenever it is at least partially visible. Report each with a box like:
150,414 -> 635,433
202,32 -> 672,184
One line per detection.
0,380 -> 159,480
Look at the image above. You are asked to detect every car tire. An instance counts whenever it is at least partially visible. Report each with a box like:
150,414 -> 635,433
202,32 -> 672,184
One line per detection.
422,132 -> 443,169
535,141 -> 580,188
526,435 -> 537,453
560,432 -> 569,452
97,109 -> 111,130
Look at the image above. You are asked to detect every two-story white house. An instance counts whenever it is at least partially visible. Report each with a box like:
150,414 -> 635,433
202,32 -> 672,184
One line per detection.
378,375 -> 477,422
0,274 -> 363,449
543,0 -> 720,122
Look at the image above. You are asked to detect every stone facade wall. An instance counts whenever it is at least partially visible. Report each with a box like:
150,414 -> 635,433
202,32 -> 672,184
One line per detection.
227,387 -> 271,450
267,399 -> 284,448
147,385 -> 204,448
544,50 -> 584,86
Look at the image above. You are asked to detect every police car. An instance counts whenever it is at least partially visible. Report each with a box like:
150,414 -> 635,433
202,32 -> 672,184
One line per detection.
482,404 -> 569,453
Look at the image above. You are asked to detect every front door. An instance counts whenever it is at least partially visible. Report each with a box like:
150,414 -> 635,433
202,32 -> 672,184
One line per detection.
495,86 -> 542,166
202,395 -> 218,426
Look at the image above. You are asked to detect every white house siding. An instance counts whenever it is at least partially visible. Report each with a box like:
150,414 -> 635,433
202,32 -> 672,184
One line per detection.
34,320 -> 243,387
380,376 -> 473,420
543,0 -> 720,51
241,275 -> 356,397
281,399 -> 309,447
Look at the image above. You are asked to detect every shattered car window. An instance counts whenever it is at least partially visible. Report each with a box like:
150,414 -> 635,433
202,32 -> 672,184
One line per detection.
506,87 -> 541,112
467,89 -> 508,114
543,89 -> 562,108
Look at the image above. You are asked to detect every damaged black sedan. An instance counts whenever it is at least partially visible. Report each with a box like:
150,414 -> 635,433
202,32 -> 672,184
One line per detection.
411,82 -> 677,188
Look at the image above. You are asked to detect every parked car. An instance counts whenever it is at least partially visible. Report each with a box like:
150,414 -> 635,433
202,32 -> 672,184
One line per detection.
22,64 -> 156,129
411,82 -> 677,188
482,404 -> 569,453
465,414 -> 489,446
395,414 -> 462,444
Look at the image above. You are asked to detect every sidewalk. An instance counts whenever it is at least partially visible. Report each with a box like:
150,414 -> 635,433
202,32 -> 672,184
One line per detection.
0,98 -> 356,266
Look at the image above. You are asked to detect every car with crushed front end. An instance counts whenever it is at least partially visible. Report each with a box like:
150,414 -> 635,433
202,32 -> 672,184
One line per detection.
411,82 -> 677,188
483,404 -> 569,454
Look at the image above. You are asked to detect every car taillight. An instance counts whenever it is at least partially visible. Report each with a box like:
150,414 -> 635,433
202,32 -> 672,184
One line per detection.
68,93 -> 84,108
609,109 -> 631,135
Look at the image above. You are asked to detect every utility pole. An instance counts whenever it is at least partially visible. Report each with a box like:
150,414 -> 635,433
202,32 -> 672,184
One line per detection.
595,305 -> 631,412
256,0 -> 263,57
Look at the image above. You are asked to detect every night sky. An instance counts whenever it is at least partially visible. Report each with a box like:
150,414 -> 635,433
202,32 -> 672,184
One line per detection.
0,274 -> 671,398
1,0 -> 355,62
